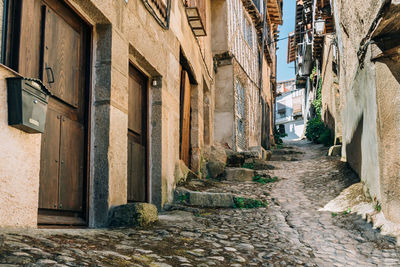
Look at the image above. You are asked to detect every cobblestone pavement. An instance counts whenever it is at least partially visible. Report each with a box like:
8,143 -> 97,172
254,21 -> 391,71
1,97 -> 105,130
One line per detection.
1,141 -> 400,266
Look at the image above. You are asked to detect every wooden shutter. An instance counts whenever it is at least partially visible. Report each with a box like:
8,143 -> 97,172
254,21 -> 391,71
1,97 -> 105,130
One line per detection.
180,70 -> 191,166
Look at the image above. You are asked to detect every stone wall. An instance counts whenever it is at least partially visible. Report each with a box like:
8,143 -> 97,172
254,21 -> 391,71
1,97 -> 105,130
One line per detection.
320,34 -> 341,141
0,67 -> 41,227
212,0 -> 271,152
328,0 -> 400,223
0,0 -> 214,227
330,0 -> 382,204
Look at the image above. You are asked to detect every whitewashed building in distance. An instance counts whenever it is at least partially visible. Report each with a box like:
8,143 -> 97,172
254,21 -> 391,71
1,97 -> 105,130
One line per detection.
275,79 -> 305,140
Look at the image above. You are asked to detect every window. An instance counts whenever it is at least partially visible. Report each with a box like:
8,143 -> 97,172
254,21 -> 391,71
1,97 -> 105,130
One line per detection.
235,80 -> 246,149
2,0 -> 42,78
1,0 -> 21,70
242,14 -> 253,48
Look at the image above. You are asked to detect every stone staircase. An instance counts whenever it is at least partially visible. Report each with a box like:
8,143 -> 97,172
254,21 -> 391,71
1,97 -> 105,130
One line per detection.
171,146 -> 274,209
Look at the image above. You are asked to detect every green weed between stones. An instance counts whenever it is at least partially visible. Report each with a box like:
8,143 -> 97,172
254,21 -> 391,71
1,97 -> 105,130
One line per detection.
178,194 -> 188,204
252,175 -> 278,184
242,162 -> 255,169
233,197 -> 267,209
374,203 -> 382,212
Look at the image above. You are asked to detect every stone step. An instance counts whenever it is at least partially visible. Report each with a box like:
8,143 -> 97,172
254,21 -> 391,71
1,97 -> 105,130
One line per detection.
225,167 -> 255,182
225,149 -> 264,168
174,187 -> 234,208
271,149 -> 304,155
173,187 -> 267,209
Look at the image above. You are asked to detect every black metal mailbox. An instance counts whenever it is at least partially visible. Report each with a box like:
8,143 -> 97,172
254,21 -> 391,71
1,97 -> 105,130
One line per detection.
7,77 -> 51,133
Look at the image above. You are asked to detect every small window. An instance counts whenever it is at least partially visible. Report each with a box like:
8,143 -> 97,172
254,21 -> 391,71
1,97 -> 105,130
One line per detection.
1,0 -> 42,78
1,0 -> 22,71
242,14 -> 253,48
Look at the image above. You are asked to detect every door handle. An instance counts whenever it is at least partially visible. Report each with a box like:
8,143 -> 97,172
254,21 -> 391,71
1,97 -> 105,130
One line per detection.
45,64 -> 55,85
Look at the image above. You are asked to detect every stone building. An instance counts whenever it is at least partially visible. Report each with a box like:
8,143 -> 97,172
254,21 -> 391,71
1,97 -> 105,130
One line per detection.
0,0 -> 277,228
0,0 -> 214,228
275,79 -> 305,140
290,0 -> 400,224
212,0 -> 282,152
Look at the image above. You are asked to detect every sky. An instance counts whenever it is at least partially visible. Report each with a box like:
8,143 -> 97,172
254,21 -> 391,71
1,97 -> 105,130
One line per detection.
276,0 -> 296,82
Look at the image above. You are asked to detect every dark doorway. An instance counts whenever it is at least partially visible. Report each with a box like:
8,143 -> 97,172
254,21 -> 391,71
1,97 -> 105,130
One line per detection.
279,124 -> 286,135
180,69 -> 191,167
127,64 -> 148,202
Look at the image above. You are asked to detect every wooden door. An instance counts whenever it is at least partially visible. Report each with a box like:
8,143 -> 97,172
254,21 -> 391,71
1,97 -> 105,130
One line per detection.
261,100 -> 270,150
128,65 -> 148,202
39,0 -> 88,219
180,70 -> 191,166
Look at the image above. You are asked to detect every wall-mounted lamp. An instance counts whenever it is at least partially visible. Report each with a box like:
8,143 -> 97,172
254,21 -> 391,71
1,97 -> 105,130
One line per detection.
315,17 -> 325,35
186,7 -> 206,36
151,76 -> 162,88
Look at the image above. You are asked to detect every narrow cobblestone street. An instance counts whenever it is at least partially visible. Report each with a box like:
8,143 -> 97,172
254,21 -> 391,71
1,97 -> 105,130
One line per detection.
1,141 -> 400,267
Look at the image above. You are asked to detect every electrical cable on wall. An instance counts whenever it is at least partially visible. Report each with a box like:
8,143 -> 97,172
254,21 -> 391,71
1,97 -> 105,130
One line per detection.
141,0 -> 171,30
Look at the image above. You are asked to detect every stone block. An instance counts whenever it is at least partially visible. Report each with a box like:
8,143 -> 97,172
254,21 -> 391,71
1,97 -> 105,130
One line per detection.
209,144 -> 227,164
253,159 -> 275,170
242,150 -> 260,159
328,145 -> 342,157
204,144 -> 227,179
225,149 -> 245,167
108,203 -> 158,227
207,160 -> 225,179
188,191 -> 234,208
264,150 -> 272,161
225,168 -> 255,182
174,188 -> 234,208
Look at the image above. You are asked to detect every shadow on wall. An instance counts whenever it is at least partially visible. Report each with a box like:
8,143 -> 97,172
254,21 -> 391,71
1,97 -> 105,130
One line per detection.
346,114 -> 363,176
382,58 -> 400,84
324,107 -> 336,141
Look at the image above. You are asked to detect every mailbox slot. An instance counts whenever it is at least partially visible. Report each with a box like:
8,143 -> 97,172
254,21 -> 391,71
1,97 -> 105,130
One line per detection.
7,78 -> 50,133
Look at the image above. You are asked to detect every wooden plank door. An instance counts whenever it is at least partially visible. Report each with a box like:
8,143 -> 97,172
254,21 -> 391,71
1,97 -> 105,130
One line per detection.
128,65 -> 148,202
180,70 -> 191,166
39,0 -> 87,218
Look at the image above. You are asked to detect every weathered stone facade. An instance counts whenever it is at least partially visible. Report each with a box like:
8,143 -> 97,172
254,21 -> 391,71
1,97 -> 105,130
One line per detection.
318,0 -> 400,223
0,0 -> 277,228
212,0 -> 280,152
0,0 -> 215,227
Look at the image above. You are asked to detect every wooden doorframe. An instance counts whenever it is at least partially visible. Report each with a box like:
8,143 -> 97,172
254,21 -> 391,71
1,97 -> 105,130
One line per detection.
128,62 -> 150,203
37,0 -> 93,227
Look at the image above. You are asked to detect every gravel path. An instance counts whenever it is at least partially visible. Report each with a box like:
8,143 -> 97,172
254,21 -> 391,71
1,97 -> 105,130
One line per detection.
0,141 -> 399,266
